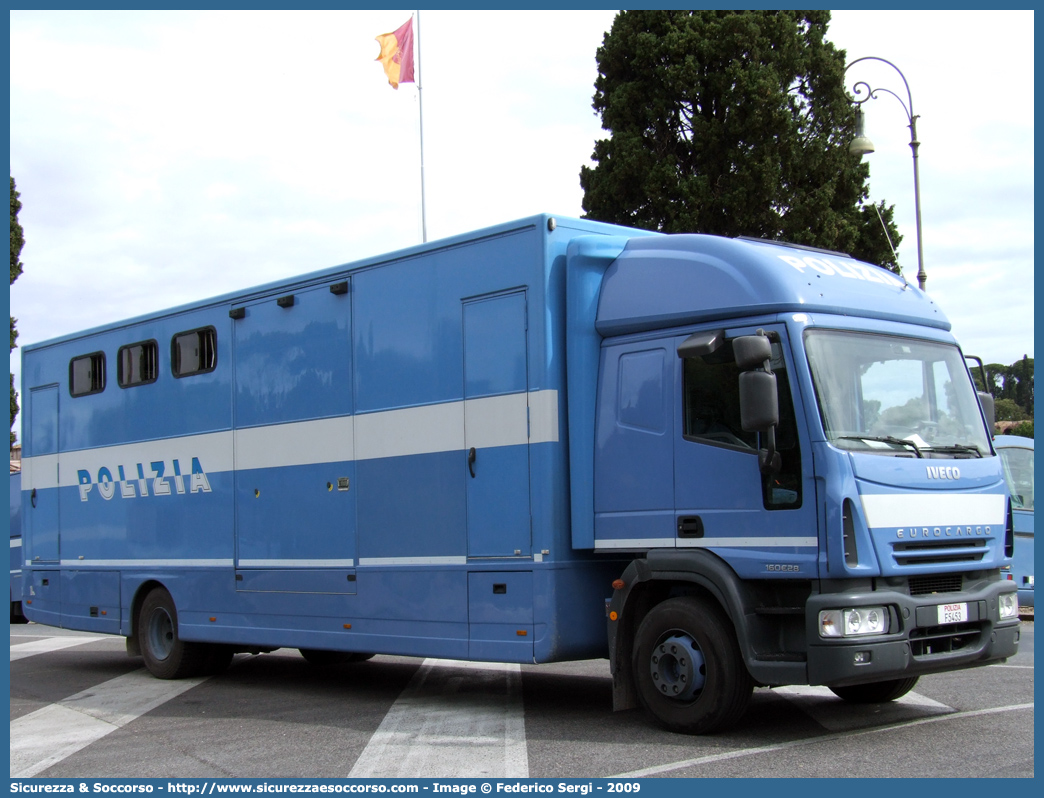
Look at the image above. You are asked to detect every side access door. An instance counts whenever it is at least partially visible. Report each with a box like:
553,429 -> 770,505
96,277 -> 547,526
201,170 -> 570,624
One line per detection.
24,385 -> 60,564
232,280 -> 358,594
21,385 -> 62,624
462,291 -> 532,559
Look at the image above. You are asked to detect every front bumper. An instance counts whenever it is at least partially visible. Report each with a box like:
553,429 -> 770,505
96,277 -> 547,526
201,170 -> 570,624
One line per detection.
806,576 -> 1020,687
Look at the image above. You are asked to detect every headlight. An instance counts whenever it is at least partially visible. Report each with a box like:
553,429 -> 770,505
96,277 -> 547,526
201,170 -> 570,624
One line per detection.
999,593 -> 1019,620
819,607 -> 889,638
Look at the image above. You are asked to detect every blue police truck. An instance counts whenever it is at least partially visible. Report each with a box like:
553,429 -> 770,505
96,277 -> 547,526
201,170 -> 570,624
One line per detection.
18,215 -> 1020,733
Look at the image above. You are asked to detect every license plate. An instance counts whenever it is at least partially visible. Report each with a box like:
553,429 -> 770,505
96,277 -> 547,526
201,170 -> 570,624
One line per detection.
937,602 -> 968,625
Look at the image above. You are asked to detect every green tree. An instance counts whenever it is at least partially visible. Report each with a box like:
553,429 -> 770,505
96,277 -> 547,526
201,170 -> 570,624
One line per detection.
11,176 -> 24,445
985,358 -> 1033,418
994,398 -> 1027,422
985,363 -> 1008,399
1009,420 -> 1034,438
1015,355 -> 1033,413
580,10 -> 903,272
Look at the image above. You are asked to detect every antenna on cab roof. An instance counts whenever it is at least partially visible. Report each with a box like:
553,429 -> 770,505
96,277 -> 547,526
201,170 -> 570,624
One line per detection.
869,199 -> 910,290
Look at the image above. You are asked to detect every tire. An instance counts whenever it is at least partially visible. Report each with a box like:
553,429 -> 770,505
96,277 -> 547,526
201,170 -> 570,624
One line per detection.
138,587 -> 215,679
299,648 -> 374,666
11,601 -> 28,624
632,595 -> 753,734
830,676 -> 920,704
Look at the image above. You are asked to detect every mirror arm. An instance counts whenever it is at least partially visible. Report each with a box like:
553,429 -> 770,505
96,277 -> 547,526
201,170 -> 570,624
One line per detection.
759,427 -> 782,475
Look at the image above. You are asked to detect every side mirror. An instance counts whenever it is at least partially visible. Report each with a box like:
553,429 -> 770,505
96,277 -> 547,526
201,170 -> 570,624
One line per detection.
733,335 -> 772,370
977,391 -> 996,433
739,370 -> 779,432
735,331 -> 781,474
677,329 -> 725,359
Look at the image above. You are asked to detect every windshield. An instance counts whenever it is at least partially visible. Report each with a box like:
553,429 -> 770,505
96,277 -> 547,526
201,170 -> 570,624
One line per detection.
999,446 -> 1034,510
805,330 -> 992,458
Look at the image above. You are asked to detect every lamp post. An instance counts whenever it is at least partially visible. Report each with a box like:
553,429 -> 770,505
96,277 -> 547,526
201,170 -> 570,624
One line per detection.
845,57 -> 926,292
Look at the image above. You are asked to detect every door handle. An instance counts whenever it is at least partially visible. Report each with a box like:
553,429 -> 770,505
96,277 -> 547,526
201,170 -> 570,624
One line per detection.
468,447 -> 477,478
30,488 -> 37,508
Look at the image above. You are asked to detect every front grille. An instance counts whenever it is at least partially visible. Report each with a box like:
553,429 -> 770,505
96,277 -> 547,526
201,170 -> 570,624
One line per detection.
909,573 -> 964,596
910,622 -> 982,657
892,539 -> 987,567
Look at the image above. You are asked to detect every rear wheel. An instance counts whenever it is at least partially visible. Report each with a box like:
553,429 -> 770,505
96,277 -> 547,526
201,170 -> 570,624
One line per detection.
632,596 -> 752,734
299,648 -> 374,666
138,587 -> 218,679
11,601 -> 27,624
830,677 -> 919,703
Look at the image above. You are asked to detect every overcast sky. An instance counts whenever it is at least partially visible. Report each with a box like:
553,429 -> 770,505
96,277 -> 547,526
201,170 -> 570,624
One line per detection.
9,9 -> 1035,441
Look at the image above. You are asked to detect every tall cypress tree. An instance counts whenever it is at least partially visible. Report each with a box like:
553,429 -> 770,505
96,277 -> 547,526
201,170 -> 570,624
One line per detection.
581,10 -> 903,272
1016,355 -> 1033,417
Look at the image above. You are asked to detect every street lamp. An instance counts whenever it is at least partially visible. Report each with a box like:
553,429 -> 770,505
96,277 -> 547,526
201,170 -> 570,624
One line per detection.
845,56 -> 927,292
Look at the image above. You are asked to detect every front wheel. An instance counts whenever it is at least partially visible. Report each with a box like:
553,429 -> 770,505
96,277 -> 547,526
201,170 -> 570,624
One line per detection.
830,677 -> 919,703
632,596 -> 752,734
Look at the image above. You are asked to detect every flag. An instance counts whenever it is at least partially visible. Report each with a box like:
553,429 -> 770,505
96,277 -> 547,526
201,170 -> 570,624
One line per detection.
375,17 -> 415,89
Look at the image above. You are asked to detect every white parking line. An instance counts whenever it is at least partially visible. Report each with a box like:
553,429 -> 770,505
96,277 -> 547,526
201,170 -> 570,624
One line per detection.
10,668 -> 209,777
611,702 -> 1035,778
772,685 -> 952,732
348,658 -> 528,778
10,635 -> 110,661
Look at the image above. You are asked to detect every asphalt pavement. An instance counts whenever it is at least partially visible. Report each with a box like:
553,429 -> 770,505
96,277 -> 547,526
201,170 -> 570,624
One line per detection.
9,619 -> 1034,779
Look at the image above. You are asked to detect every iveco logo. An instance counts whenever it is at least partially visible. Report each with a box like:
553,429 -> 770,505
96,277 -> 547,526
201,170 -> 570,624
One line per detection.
926,466 -> 961,480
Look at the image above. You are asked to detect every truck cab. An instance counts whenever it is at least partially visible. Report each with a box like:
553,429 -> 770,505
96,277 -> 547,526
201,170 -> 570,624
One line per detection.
582,234 -> 1021,733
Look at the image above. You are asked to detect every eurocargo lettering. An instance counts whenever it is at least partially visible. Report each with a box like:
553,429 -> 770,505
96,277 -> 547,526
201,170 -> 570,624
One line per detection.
17,215 -> 1020,733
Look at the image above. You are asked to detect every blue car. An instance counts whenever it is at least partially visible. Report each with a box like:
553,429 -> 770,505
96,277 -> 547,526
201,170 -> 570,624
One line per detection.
996,435 -> 1034,609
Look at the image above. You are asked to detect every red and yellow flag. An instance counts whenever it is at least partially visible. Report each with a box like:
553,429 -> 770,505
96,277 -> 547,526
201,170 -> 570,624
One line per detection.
375,17 -> 415,89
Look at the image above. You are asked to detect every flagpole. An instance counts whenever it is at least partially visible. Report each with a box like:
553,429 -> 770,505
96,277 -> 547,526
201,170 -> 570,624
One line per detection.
416,10 -> 427,243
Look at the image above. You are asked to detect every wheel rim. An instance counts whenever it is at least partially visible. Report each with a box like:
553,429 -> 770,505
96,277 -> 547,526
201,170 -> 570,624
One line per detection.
146,607 -> 175,661
650,632 -> 705,701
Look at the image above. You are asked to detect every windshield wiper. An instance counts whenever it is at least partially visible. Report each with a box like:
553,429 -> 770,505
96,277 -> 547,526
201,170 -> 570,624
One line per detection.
923,443 -> 984,458
836,435 -> 923,457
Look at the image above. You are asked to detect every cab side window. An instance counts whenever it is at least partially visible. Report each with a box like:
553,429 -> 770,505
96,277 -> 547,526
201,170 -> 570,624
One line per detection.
683,342 -> 756,449
682,338 -> 802,509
